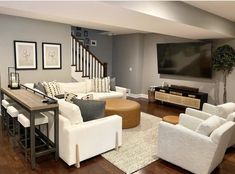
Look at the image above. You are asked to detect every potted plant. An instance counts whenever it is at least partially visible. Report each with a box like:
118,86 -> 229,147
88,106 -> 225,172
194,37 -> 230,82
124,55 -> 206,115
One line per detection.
212,45 -> 235,103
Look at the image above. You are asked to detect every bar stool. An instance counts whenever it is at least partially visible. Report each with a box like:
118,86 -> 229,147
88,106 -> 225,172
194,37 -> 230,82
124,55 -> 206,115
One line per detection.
1,99 -> 13,130
7,106 -> 21,136
17,113 -> 49,160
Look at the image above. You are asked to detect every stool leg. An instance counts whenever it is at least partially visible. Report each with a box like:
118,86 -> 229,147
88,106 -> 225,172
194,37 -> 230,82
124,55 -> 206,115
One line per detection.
25,128 -> 27,161
13,118 -> 15,136
46,124 -> 49,147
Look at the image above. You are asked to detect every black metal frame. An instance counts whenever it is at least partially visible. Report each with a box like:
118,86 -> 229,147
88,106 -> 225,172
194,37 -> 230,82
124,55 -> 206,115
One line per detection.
0,86 -> 59,169
14,40 -> 37,70
42,42 -> 62,70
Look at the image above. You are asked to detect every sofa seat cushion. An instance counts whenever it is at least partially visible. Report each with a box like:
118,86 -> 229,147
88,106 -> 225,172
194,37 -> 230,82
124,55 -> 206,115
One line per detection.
58,99 -> 83,125
195,115 -> 226,136
91,91 -> 123,100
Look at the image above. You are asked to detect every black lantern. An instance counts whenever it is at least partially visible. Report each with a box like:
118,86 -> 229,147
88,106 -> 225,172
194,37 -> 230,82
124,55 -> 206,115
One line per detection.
8,67 -> 20,89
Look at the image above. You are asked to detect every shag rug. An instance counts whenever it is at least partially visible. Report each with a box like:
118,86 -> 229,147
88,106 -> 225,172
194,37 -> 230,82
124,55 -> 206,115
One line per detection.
102,112 -> 162,174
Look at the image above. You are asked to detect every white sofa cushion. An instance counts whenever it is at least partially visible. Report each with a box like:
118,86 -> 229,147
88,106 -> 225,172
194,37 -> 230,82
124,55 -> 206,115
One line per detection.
59,82 -> 87,94
216,102 -> 235,119
196,115 -> 226,136
85,79 -> 94,92
58,99 -> 83,125
91,91 -> 123,100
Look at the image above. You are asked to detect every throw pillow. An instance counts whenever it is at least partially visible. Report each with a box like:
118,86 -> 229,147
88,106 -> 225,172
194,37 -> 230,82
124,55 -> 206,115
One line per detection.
81,94 -> 94,100
216,103 -> 235,119
64,92 -> 77,103
110,77 -> 116,91
58,99 -> 83,125
34,82 -> 46,94
72,98 -> 105,122
42,81 -> 61,97
195,115 -> 226,136
227,112 -> 235,122
94,77 -> 110,92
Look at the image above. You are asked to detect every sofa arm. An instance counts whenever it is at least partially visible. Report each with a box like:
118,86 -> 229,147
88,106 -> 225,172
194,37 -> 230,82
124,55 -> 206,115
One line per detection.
116,86 -> 127,99
179,113 -> 203,131
185,108 -> 212,120
60,115 -> 122,166
158,121 -> 217,174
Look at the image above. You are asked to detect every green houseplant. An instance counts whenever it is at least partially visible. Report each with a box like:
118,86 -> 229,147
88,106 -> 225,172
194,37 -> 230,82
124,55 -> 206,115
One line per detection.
212,45 -> 235,103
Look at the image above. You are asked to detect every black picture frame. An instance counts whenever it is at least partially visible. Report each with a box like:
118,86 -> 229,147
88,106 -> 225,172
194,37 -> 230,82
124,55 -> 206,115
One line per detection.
14,40 -> 37,70
42,42 -> 62,70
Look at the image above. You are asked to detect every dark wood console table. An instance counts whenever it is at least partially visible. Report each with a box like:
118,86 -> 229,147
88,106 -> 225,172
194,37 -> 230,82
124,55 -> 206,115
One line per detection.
0,87 -> 59,169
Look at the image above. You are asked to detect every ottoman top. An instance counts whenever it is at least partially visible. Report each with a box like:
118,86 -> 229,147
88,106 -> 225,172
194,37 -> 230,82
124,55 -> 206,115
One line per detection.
105,99 -> 140,111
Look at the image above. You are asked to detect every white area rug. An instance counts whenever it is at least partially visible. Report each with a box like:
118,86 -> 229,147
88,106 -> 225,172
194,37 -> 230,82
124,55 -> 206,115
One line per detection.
102,112 -> 162,174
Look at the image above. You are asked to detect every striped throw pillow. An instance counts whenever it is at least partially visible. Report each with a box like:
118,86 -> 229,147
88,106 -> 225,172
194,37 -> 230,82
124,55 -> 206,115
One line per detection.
42,81 -> 61,97
94,77 -> 110,92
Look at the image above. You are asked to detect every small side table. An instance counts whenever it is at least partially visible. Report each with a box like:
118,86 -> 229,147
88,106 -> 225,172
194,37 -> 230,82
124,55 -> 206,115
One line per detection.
162,115 -> 179,125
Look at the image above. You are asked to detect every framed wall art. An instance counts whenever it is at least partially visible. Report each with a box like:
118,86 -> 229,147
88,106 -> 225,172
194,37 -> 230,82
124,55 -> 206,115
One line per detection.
42,42 -> 62,69
14,40 -> 37,70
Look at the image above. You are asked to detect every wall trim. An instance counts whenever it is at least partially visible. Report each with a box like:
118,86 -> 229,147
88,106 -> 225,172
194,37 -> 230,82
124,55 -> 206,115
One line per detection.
128,93 -> 148,99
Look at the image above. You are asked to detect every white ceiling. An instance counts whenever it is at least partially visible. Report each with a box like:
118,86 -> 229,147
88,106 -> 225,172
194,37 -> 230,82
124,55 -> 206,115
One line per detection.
185,1 -> 235,22
0,1 -> 234,39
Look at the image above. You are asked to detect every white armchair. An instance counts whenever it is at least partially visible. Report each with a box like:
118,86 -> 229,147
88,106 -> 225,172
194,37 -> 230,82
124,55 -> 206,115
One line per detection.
157,114 -> 235,174
186,104 -> 235,147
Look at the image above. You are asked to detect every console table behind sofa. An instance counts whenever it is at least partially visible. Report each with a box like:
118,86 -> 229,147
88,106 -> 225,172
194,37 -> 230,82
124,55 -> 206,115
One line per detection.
0,87 -> 59,169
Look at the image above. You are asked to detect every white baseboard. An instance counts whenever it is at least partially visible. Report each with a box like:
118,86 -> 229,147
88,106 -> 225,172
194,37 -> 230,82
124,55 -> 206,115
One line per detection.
128,93 -> 148,99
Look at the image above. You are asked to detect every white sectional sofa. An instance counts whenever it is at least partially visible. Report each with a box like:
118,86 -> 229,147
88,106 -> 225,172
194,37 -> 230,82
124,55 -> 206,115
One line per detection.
24,81 -> 124,167
24,80 -> 127,100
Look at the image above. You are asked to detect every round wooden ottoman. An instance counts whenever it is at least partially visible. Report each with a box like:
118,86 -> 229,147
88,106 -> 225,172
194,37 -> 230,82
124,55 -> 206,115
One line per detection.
105,99 -> 141,129
162,115 -> 179,125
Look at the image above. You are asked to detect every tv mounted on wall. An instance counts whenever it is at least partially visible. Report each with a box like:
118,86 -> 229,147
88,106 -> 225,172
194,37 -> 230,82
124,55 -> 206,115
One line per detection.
157,42 -> 212,78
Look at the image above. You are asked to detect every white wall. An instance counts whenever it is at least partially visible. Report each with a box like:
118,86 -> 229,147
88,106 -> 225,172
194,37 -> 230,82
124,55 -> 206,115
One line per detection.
0,14 -> 71,88
113,33 -> 235,104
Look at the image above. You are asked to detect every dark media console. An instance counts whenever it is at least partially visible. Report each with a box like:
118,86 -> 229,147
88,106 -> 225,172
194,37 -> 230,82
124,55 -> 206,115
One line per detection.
155,85 -> 208,109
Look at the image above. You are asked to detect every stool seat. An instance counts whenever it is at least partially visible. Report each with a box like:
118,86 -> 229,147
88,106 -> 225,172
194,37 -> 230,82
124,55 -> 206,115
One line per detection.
18,113 -> 48,128
7,106 -> 19,118
2,100 -> 10,109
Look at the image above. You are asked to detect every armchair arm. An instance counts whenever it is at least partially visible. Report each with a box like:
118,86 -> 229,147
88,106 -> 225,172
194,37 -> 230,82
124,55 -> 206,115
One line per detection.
202,103 -> 217,115
116,86 -> 127,99
60,115 -> 122,166
158,121 -> 217,174
179,113 -> 203,131
185,108 -> 212,120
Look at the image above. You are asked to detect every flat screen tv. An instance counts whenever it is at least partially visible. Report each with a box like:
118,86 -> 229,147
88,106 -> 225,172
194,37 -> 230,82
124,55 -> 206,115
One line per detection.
157,42 -> 212,78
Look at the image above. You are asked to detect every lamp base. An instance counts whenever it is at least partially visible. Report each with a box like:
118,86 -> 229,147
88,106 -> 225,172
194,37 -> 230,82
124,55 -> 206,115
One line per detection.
8,85 -> 20,90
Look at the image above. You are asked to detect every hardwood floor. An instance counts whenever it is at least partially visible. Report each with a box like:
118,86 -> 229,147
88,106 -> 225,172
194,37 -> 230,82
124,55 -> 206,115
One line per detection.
0,98 -> 235,174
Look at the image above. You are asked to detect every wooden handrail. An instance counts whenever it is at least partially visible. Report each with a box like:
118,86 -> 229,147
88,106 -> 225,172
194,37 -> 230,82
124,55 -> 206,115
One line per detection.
71,34 -> 108,78
71,34 -> 104,65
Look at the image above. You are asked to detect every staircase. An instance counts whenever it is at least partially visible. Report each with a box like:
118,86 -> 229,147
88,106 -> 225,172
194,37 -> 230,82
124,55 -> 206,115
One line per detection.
71,34 -> 107,80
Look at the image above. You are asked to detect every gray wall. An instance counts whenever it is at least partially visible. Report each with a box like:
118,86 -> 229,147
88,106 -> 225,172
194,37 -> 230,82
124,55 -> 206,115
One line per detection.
113,33 -> 235,104
0,14 -> 71,88
72,27 -> 113,75
112,34 -> 144,93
